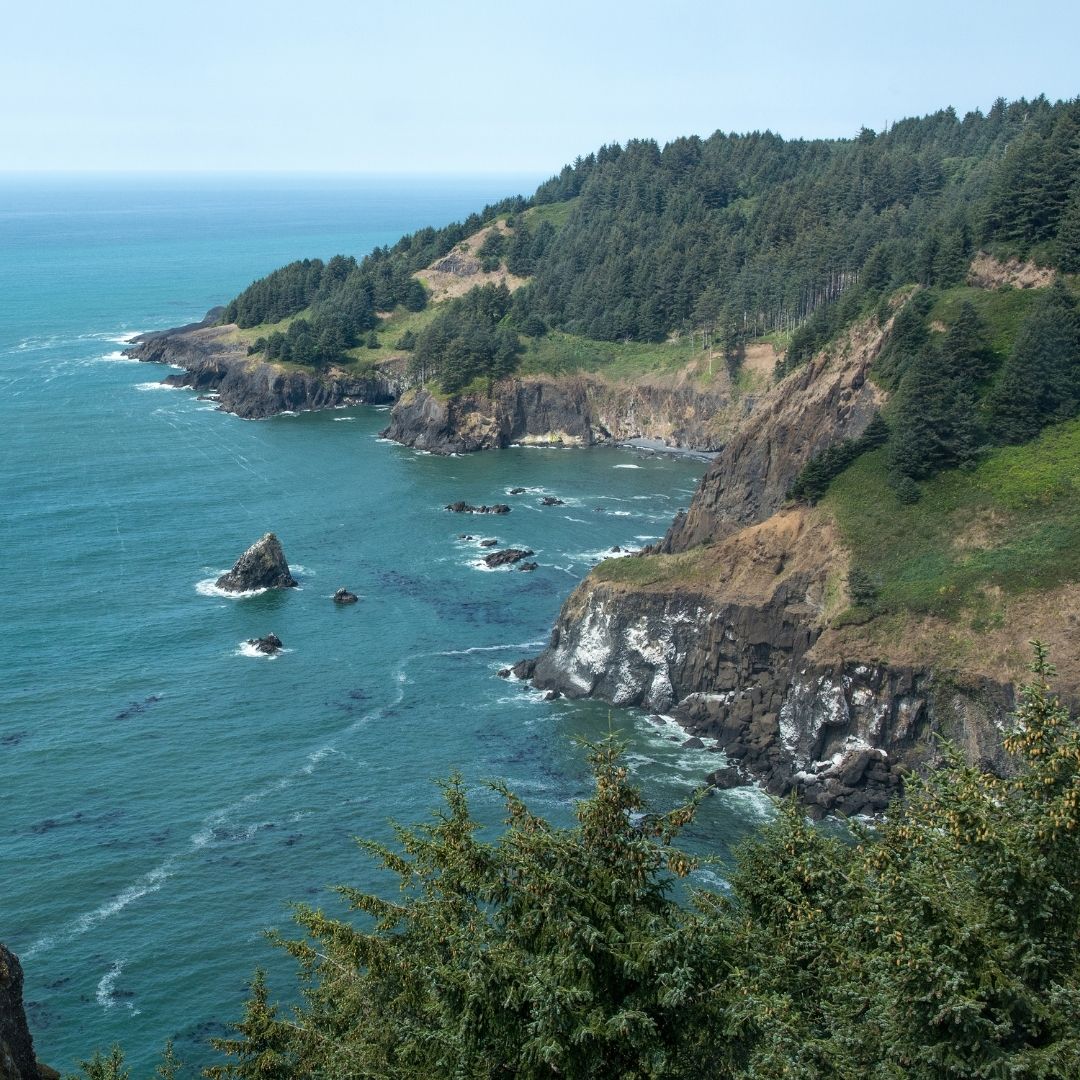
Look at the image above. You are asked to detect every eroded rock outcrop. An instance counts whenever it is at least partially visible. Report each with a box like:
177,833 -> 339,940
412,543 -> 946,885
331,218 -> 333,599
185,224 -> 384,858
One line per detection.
247,633 -> 284,654
484,548 -> 534,568
216,533 -> 297,592
658,316 -> 888,552
381,376 -> 740,455
1,944 -> 56,1080
527,310 -> 1043,816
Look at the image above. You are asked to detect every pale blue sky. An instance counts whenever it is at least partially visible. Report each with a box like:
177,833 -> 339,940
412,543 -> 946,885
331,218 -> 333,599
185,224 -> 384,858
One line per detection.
3,0 -> 1078,173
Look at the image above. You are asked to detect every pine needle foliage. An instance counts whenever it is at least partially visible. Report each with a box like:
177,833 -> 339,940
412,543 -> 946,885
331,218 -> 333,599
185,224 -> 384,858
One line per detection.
208,740 -> 721,1079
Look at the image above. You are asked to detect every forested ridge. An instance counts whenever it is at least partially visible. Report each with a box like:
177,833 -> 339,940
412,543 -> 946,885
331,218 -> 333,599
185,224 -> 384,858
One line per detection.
224,95 -> 1079,384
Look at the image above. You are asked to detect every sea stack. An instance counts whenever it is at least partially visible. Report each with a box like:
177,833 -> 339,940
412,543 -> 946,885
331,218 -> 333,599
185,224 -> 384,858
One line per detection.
215,533 -> 297,592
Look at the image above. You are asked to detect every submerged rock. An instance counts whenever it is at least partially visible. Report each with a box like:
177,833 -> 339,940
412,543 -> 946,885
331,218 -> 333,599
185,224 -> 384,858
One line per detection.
540,496 -> 565,506
517,561 -> 539,572
216,533 -> 297,592
446,501 -> 511,515
479,538 -> 499,548
509,487 -> 526,494
484,548 -> 534,568
248,633 -> 284,654
332,588 -> 359,604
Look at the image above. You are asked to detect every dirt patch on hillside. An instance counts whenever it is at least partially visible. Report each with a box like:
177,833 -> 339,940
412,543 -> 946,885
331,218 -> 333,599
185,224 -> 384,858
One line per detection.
967,251 -> 1055,290
740,341 -> 780,378
415,220 -> 528,302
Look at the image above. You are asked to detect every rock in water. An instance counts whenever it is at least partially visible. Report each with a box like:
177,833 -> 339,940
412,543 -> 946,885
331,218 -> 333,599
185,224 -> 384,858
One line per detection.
215,533 -> 297,592
333,587 -> 359,604
248,633 -> 283,654
446,501 -> 511,515
540,496 -> 565,506
483,548 -> 534,568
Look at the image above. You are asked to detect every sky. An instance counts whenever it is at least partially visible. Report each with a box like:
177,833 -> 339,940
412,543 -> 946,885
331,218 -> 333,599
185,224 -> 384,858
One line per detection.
3,0 -> 1078,174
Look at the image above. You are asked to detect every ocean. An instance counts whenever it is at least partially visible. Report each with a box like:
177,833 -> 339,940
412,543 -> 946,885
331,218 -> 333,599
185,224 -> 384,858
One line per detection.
0,174 -> 770,1074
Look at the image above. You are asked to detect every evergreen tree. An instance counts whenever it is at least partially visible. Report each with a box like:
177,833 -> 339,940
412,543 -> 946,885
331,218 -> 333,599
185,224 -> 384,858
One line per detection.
208,741 -> 720,1079
988,280 -> 1080,443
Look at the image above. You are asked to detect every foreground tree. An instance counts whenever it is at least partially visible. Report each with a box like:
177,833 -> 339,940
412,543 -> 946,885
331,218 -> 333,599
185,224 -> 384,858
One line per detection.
714,642 -> 1080,1078
208,741 -> 722,1079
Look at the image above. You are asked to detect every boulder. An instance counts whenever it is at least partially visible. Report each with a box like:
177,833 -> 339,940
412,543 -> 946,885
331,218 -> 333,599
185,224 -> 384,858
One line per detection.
484,548 -> 534,568
540,496 -> 565,506
332,588 -> 359,605
707,764 -> 754,790
216,533 -> 297,592
681,736 -> 706,750
479,538 -> 499,548
512,658 -> 537,680
248,633 -> 283,654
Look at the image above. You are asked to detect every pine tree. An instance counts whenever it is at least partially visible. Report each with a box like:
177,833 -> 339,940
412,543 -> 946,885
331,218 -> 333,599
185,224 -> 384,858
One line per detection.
208,741 -> 721,1079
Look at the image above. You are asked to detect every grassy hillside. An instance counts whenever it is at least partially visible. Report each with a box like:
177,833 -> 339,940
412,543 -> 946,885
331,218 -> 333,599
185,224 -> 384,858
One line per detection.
825,420 -> 1080,623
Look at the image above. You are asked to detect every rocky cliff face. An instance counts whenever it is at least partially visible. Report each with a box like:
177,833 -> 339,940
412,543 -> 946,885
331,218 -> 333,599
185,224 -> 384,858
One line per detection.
531,509 -> 1015,817
0,945 -> 55,1080
381,376 -> 742,454
126,324 -> 402,420
658,317 -> 887,552
528,312 -> 1033,815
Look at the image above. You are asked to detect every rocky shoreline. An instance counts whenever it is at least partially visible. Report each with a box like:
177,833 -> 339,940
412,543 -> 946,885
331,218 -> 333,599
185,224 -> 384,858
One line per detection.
125,318 -> 740,453
380,379 -> 739,455
512,309 -> 1037,816
125,317 -> 402,420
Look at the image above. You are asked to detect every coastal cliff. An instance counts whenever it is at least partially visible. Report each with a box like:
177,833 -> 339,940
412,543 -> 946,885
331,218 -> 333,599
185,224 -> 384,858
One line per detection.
126,317 -> 746,450
528,308 -> 1077,814
380,376 -> 741,454
126,322 -> 402,419
530,508 -> 1017,817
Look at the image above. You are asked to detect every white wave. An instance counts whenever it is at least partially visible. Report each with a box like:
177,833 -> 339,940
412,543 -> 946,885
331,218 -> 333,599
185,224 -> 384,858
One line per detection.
196,577 -> 267,599
606,510 -> 634,517
96,959 -> 138,1013
372,404 -> 392,411
135,381 -> 179,391
109,331 -> 142,344
99,350 -> 138,362
613,463 -> 642,469
634,534 -> 659,541
719,785 -> 777,821
23,856 -> 182,959
333,417 -> 356,422
563,516 -> 586,523
435,639 -> 546,658
690,868 -> 730,893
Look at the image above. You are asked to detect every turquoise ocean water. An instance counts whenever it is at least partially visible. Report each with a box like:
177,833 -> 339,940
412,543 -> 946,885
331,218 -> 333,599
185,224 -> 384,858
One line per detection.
0,175 -> 770,1073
